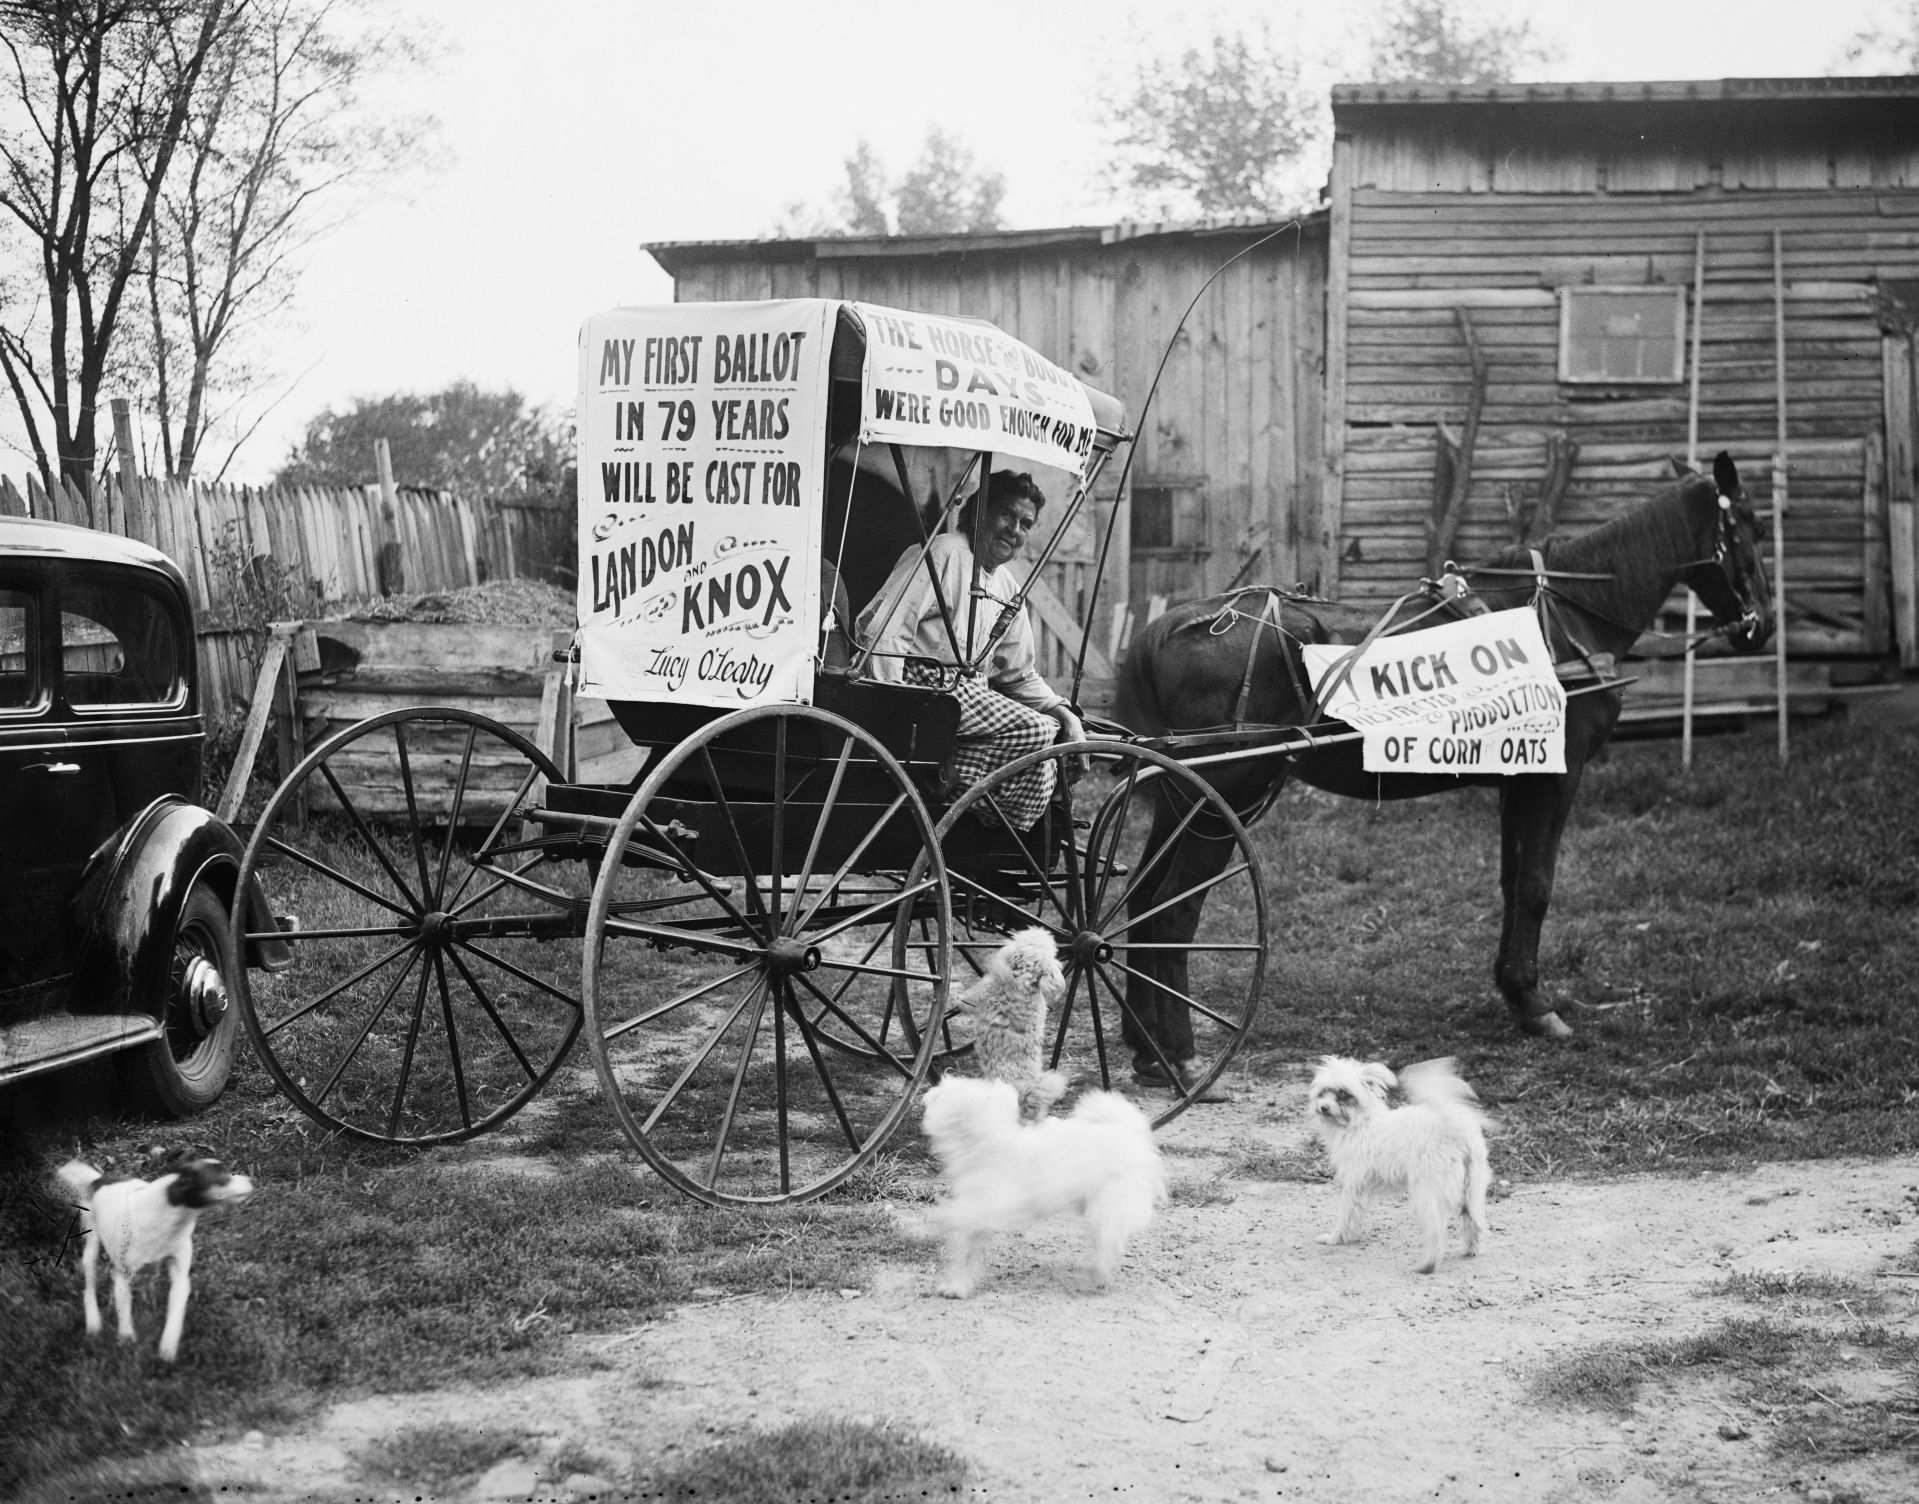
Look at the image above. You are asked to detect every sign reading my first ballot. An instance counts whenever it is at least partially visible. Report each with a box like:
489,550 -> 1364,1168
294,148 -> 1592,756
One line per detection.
1301,608 -> 1567,776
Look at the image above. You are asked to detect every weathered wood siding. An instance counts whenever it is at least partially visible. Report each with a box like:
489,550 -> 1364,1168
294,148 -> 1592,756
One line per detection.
1327,90 -> 1919,663
664,224 -> 1329,631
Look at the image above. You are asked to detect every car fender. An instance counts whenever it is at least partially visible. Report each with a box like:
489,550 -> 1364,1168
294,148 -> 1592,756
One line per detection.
72,796 -> 293,1019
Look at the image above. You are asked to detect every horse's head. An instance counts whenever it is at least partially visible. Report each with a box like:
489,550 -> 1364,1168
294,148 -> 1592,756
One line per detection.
1678,452 -> 1773,654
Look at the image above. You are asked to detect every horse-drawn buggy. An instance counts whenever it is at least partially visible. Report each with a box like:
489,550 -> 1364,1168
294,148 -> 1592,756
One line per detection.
228,296 -> 1777,1207
228,299 -> 1271,1206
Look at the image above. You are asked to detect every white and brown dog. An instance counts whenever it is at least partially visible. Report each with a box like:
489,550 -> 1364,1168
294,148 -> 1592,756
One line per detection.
58,1158 -> 254,1363
1306,1056 -> 1491,1274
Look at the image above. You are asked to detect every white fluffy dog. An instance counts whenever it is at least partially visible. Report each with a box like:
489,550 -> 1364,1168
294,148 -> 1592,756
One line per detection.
58,1158 -> 254,1362
959,926 -> 1069,1120
1306,1055 -> 1491,1274
920,1072 -> 1164,1298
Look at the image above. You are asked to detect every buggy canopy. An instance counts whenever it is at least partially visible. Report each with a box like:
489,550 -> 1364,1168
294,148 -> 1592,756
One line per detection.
575,298 -> 1125,710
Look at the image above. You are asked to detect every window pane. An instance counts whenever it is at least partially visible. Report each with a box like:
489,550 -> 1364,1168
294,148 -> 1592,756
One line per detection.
1563,290 -> 1682,383
0,588 -> 31,708
62,579 -> 181,706
1132,487 -> 1174,549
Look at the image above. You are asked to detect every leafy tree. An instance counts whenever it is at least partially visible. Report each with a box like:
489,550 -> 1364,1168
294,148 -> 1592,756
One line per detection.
274,382 -> 570,499
1362,0 -> 1558,85
0,0 -> 234,494
769,128 -> 1004,238
138,0 -> 438,482
1099,21 -> 1322,219
1835,2 -> 1919,70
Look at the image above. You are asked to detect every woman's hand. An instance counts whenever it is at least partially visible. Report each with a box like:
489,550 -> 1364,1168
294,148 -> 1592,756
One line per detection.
1046,704 -> 1087,783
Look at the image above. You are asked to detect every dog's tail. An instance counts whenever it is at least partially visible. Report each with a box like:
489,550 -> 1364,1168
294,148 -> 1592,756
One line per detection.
1018,1070 -> 1069,1120
56,1160 -> 102,1206
1398,1057 -> 1494,1129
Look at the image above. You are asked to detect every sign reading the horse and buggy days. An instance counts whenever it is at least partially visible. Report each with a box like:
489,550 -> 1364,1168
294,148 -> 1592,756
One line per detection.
851,302 -> 1099,479
1302,608 -> 1568,775
576,300 -> 835,708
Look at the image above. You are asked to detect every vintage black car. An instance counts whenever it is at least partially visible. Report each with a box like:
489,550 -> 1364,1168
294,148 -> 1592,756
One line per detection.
0,517 -> 286,1116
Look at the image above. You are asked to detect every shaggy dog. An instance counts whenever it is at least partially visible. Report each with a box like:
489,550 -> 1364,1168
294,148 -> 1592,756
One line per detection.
1306,1055 -> 1491,1274
58,1158 -> 254,1362
960,926 -> 1068,1119
920,1072 -> 1164,1298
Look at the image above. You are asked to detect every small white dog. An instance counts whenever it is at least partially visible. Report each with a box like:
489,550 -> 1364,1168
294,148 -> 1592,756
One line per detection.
1306,1055 -> 1491,1274
959,927 -> 1069,1119
58,1157 -> 254,1362
920,1071 -> 1165,1298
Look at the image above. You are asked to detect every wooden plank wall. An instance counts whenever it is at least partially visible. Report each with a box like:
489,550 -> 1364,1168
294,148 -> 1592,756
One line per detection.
670,226 -> 1329,642
1332,187 -> 1913,656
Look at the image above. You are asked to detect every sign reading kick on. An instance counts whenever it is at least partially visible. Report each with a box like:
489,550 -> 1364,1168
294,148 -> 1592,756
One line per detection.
1301,608 -> 1568,775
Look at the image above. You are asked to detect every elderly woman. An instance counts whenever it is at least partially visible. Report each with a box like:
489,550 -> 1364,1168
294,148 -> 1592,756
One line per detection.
854,470 -> 1085,829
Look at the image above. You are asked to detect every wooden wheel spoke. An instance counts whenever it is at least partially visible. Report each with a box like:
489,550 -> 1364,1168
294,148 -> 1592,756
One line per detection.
706,974 -> 773,1187
768,719 -> 788,931
454,939 -> 584,1013
602,919 -> 761,962
807,876 -> 935,945
601,963 -> 759,1043
263,938 -> 415,1040
265,835 -> 415,921
1088,759 -> 1144,920
641,975 -> 767,1135
1045,964 -> 1083,1074
447,762 -> 544,910
315,759 -> 424,913
1109,862 -> 1252,938
312,945 -> 421,1107
386,955 -> 436,1137
810,955 -> 939,985
1104,957 -> 1246,1033
786,736 -> 854,933
638,813 -> 758,936
793,791 -> 910,931
431,951 -> 473,1130
393,722 -> 438,906
794,973 -> 916,1080
446,853 -> 564,918
947,869 -> 1072,940
1094,794 -> 1208,931
441,945 -> 542,1080
1089,963 -> 1185,1099
247,923 -> 413,943
700,745 -> 769,935
436,725 -> 480,903
782,982 -> 863,1154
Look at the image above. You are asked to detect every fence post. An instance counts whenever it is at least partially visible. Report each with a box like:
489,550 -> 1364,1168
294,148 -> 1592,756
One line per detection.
375,438 -> 404,595
111,398 -> 139,536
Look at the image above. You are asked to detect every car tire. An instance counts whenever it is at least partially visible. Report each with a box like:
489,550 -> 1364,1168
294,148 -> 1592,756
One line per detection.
121,882 -> 240,1117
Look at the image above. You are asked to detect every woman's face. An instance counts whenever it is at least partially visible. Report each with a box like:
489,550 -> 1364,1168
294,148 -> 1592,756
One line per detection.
978,496 -> 1039,568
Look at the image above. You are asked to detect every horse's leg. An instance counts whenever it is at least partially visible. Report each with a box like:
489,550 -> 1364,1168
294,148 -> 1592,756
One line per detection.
1494,771 -> 1582,1039
1120,806 -> 1238,1077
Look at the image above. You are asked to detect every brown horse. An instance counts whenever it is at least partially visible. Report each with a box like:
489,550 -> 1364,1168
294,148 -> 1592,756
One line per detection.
1111,453 -> 1774,1071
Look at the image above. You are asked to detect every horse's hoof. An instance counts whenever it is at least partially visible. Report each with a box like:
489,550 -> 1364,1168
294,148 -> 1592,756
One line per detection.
1518,1011 -> 1574,1039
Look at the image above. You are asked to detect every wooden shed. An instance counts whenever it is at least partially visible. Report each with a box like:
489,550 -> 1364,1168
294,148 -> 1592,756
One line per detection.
1322,75 -> 1919,700
647,219 -> 1329,678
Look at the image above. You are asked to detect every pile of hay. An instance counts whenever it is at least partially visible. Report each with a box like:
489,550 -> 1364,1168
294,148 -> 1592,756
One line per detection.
340,578 -> 574,626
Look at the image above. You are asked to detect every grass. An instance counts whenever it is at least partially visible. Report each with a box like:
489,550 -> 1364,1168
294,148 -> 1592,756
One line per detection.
640,1418 -> 968,1502
1239,715 -> 1919,1175
4,712 -> 1918,1494
350,1420 -> 532,1492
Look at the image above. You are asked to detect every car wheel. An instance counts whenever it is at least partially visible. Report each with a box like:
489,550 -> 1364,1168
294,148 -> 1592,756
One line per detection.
121,882 -> 240,1117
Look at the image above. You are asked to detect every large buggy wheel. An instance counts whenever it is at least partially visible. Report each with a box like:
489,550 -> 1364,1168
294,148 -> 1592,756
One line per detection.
581,704 -> 948,1206
933,740 -> 1267,1128
230,707 -> 585,1145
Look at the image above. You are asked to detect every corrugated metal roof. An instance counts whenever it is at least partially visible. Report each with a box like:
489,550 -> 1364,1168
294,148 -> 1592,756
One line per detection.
1333,75 -> 1919,110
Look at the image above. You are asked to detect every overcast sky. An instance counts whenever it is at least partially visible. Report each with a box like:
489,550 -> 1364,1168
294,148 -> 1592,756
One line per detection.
3,0 -> 1904,483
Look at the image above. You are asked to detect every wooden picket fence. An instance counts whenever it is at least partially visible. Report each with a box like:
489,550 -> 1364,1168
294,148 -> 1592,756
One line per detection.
0,468 -> 571,718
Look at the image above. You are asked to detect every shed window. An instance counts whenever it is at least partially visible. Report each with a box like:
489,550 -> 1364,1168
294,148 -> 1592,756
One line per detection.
1131,485 -> 1207,552
1558,287 -> 1685,384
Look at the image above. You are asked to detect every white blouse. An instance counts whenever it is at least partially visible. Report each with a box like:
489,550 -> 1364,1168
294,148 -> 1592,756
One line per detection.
853,533 -> 1064,712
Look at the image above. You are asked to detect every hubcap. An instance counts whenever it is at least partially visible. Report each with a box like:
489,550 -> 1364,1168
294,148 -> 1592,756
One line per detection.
182,955 -> 228,1035
1070,929 -> 1112,966
763,936 -> 821,976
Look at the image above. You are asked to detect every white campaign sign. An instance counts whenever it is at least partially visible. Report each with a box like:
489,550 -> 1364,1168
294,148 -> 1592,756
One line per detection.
1302,608 -> 1567,775
575,300 -> 835,707
852,302 -> 1099,477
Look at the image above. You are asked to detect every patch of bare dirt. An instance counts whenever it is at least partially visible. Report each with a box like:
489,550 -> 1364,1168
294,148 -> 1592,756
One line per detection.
124,1076 -> 1919,1503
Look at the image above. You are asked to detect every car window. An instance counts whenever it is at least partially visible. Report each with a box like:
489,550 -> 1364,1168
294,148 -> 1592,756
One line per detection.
61,577 -> 183,707
0,586 -> 32,709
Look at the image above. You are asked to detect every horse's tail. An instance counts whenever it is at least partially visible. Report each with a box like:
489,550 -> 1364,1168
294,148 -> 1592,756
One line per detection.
1112,603 -> 1203,735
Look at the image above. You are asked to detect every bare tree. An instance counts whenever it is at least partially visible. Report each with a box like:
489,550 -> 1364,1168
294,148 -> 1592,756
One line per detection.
1363,0 -> 1557,85
139,0 -> 435,481
0,0 -> 232,494
1099,22 -> 1322,220
1835,2 -> 1919,70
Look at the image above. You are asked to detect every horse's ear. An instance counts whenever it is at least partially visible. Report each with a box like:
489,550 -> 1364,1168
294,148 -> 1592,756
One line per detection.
1669,455 -> 1694,477
1713,451 -> 1741,497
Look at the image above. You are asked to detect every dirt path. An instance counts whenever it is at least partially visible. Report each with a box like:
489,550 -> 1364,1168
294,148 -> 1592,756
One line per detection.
171,1080 -> 1919,1504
